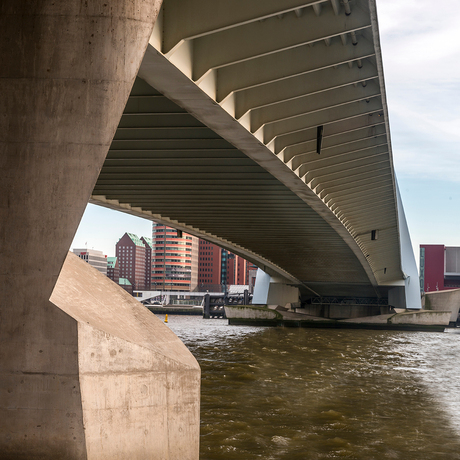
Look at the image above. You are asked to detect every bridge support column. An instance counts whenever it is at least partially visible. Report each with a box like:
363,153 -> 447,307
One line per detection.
388,182 -> 422,310
252,269 -> 300,307
0,1 -> 201,458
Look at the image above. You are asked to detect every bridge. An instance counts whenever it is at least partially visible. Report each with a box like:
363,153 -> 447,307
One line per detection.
1,0 -> 421,458
91,1 -> 420,309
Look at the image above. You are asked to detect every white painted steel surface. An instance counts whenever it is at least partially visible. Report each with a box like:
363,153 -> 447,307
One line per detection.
92,0 -> 420,307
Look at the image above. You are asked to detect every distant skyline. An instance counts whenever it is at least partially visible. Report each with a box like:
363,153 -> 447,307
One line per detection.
72,0 -> 460,266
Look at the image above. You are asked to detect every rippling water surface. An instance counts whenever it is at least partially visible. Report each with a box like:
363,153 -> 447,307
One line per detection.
164,315 -> 460,459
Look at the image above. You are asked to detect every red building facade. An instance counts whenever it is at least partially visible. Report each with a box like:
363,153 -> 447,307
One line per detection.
197,239 -> 257,290
148,224 -> 258,292
420,245 -> 460,292
151,223 -> 198,291
198,239 -> 221,288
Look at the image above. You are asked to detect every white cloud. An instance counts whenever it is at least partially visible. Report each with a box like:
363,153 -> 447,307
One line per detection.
377,0 -> 460,181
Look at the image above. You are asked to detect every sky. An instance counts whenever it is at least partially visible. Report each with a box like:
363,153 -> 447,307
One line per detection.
72,0 -> 460,265
376,0 -> 460,259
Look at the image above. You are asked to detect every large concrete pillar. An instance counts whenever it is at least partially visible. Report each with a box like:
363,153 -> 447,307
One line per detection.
252,269 -> 300,306
0,1 -> 201,458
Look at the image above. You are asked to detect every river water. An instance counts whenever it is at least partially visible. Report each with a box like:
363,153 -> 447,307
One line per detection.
164,315 -> 460,460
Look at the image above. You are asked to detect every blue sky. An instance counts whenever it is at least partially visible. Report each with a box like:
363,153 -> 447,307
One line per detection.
377,0 -> 460,260
72,0 -> 460,263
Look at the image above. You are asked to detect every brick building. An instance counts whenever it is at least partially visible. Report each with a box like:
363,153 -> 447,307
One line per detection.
198,240 -> 257,291
226,253 -> 258,286
118,277 -> 133,295
116,233 -> 150,291
198,239 -> 222,289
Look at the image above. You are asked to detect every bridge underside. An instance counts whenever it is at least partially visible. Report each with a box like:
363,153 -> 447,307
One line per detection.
91,0 -> 421,305
94,78 -> 383,299
93,75 -> 393,300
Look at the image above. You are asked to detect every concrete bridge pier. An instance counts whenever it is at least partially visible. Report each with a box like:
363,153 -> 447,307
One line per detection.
252,269 -> 300,307
1,1 -> 199,458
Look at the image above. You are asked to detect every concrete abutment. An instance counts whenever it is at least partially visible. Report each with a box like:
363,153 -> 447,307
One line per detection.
51,253 -> 201,460
252,269 -> 300,307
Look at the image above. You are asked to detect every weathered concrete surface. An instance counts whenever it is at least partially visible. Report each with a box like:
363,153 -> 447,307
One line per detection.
299,304 -> 392,320
422,289 -> 460,323
252,269 -> 300,306
225,305 -> 333,322
225,305 -> 282,321
226,305 -> 450,330
0,300 -> 87,460
388,310 -> 451,326
339,314 -> 394,324
50,253 -> 200,459
0,0 -> 162,457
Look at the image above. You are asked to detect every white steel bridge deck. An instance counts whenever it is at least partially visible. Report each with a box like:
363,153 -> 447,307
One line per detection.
92,0 -> 420,306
